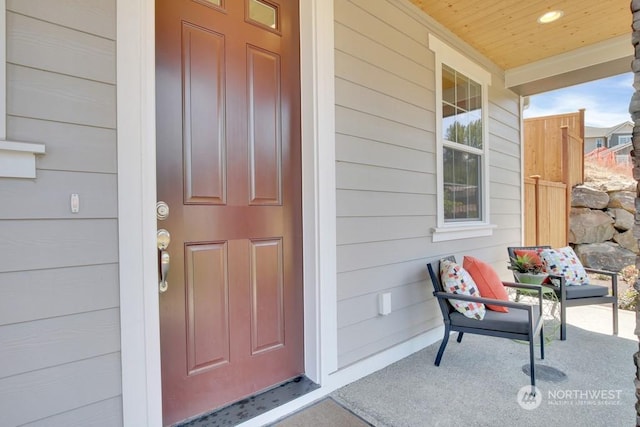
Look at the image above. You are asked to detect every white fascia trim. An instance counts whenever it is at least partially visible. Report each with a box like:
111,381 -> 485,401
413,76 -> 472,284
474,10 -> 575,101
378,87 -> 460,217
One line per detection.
432,223 -> 497,243
391,0 -> 503,77
117,0 -> 163,426
505,34 -> 632,89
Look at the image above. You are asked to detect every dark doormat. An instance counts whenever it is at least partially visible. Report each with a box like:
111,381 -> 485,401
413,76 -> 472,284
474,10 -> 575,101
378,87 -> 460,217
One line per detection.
177,376 -> 319,426
269,398 -> 373,427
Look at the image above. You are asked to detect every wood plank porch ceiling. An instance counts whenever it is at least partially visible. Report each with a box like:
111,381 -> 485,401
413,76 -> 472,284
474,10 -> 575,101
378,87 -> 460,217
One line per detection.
410,0 -> 630,70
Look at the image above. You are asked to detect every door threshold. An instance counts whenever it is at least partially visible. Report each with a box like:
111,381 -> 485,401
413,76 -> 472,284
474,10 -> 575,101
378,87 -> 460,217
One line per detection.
175,376 -> 319,426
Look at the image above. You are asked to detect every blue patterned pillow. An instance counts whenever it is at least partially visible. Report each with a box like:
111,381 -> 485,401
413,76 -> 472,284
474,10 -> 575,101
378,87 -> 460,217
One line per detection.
440,259 -> 486,320
540,246 -> 589,286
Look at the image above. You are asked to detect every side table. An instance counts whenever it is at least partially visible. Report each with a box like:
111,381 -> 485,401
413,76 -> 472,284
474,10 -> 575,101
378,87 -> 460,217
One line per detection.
512,284 -> 561,344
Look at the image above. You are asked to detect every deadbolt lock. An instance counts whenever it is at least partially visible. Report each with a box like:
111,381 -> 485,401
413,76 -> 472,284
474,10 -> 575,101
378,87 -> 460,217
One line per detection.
156,201 -> 170,220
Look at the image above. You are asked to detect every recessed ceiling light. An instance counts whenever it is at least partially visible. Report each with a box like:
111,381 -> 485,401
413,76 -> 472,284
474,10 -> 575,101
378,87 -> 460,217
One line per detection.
537,10 -> 564,24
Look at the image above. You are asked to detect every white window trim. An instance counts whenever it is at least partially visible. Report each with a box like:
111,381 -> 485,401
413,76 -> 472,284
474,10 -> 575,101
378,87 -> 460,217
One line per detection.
0,140 -> 45,178
0,2 -> 45,179
428,34 -> 494,242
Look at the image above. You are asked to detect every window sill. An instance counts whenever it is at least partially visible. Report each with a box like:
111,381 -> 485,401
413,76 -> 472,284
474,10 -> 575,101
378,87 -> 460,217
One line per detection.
432,223 -> 497,242
0,140 -> 46,178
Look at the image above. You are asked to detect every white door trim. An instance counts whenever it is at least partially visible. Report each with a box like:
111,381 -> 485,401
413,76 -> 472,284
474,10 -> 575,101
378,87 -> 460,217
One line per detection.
299,0 -> 338,383
116,0 -> 162,425
116,0 -> 336,425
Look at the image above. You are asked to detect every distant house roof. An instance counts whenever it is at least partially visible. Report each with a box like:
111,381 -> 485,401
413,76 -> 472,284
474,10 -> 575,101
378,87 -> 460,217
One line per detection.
605,142 -> 632,154
584,126 -> 606,138
584,121 -> 633,138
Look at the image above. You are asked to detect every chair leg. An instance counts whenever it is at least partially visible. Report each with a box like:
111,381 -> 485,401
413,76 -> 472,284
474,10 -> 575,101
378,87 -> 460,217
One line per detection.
435,327 -> 451,366
539,324 -> 545,360
529,338 -> 536,388
613,302 -> 619,335
560,302 -> 567,341
456,332 -> 464,343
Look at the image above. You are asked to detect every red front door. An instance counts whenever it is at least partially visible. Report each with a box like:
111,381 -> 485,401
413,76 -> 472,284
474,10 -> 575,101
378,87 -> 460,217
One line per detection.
155,0 -> 303,424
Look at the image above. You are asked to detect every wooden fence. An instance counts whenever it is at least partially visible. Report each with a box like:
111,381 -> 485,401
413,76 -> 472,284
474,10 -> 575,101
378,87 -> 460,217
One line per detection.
524,177 -> 567,248
523,111 -> 584,247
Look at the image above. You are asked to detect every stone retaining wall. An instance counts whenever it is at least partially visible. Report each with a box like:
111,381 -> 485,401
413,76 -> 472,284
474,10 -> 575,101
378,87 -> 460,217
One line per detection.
570,183 -> 637,272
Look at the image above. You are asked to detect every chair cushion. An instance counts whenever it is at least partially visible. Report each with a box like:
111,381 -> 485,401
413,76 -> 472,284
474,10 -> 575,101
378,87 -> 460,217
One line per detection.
540,246 -> 590,286
449,309 -> 539,335
563,284 -> 609,299
440,259 -> 486,320
463,256 -> 509,313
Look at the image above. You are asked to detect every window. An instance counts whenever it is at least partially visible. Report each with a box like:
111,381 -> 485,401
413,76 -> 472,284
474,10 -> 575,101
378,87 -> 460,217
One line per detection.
193,0 -> 224,11
618,135 -> 631,145
442,64 -> 482,221
248,0 -> 278,29
0,1 -> 46,178
429,35 -> 494,242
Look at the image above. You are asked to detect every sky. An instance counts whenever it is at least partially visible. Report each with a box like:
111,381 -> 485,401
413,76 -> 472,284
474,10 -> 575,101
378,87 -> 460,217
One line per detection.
523,72 -> 635,128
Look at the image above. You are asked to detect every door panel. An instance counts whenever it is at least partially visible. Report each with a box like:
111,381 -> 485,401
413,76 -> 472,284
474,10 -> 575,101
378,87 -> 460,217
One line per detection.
247,46 -> 282,205
156,0 -> 303,424
185,242 -> 229,374
182,23 -> 226,204
250,238 -> 284,354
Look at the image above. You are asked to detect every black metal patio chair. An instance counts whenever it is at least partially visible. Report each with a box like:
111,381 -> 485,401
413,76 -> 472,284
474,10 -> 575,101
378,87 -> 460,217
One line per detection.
427,256 -> 545,388
507,246 -> 618,341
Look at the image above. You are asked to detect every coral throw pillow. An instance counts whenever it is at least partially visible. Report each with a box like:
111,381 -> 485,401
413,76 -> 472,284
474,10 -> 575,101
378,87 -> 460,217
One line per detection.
440,259 -> 486,320
514,249 -> 543,266
539,246 -> 590,286
463,256 -> 509,313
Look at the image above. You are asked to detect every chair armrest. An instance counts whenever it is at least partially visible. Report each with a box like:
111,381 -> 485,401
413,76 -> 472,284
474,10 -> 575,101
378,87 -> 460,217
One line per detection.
585,267 -> 616,276
584,268 -> 618,297
433,291 -> 538,312
546,273 -> 568,301
550,269 -> 618,298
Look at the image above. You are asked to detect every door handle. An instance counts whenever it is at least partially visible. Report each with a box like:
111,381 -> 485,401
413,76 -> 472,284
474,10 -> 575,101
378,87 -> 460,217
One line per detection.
159,250 -> 170,293
157,229 -> 171,293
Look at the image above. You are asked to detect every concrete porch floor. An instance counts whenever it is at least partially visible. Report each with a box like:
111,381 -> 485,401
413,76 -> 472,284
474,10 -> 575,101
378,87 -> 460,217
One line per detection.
327,305 -> 637,427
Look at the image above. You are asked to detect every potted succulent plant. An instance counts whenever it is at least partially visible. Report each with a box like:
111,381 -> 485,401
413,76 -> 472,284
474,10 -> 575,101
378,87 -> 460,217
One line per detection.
508,254 -> 547,285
